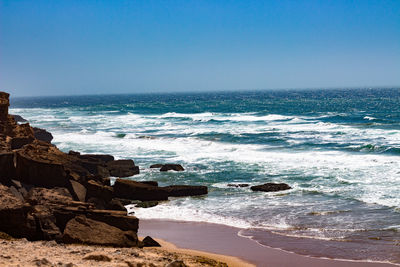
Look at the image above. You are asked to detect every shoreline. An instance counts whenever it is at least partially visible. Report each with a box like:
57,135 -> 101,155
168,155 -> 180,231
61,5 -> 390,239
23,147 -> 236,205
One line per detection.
139,219 -> 399,267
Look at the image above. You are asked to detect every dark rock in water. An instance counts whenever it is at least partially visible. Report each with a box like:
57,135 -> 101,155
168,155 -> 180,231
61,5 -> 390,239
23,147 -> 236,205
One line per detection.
250,183 -> 291,192
139,181 -> 158,187
150,164 -> 163,168
227,183 -> 249,188
113,179 -> 168,201
142,236 -> 161,247
160,164 -> 184,172
135,201 -> 158,208
162,185 -> 208,197
62,215 -> 138,247
11,114 -> 27,123
33,127 -> 53,143
107,160 -> 139,177
0,152 -> 16,185
68,180 -> 86,202
78,154 -> 114,163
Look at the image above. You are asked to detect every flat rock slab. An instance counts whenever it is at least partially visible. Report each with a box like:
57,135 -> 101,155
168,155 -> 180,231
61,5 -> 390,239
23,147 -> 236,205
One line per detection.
62,215 -> 138,247
162,185 -> 208,197
113,179 -> 168,201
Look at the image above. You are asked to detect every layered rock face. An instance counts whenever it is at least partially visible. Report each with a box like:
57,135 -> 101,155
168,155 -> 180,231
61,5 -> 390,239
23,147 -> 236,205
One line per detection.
0,91 -> 140,247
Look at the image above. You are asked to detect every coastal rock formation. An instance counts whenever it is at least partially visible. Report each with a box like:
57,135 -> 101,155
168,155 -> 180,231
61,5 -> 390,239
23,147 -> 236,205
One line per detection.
113,179 -> 168,201
250,183 -> 291,192
0,91 -> 211,250
62,215 -> 138,247
162,185 -> 208,197
0,184 -> 33,239
107,159 -> 139,177
33,127 -> 53,143
0,152 -> 17,185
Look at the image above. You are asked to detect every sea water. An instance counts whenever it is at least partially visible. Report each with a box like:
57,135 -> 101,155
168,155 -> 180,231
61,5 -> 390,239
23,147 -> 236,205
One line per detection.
10,88 -> 400,263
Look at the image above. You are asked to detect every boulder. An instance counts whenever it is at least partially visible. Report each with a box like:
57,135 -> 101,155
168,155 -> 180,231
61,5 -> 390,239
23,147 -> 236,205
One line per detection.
0,184 -> 34,239
86,179 -> 113,202
29,205 -> 62,241
250,183 -> 291,192
107,160 -> 139,177
33,127 -> 53,143
162,185 -> 208,197
68,180 -> 87,202
62,215 -> 138,247
142,236 -> 161,247
113,179 -> 168,201
54,207 -> 138,232
160,164 -> 184,172
0,152 -> 16,185
16,150 -> 70,188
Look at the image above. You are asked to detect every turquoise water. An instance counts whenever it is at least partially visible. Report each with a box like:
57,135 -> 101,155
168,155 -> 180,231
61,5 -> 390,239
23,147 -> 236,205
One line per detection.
11,88 -> 400,263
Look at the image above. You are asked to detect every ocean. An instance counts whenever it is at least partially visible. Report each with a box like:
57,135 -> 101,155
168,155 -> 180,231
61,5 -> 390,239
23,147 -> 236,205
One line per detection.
10,88 -> 400,263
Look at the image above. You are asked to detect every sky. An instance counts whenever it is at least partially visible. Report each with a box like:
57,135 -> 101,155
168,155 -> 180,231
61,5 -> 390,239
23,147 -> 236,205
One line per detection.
1,0 -> 399,97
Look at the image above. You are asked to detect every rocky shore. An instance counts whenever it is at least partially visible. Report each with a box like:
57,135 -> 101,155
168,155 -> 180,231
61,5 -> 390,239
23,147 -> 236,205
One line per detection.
0,91 -> 228,266
0,91 -> 295,266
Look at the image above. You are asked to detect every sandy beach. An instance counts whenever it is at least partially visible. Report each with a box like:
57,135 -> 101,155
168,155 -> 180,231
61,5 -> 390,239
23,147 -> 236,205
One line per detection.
139,219 -> 399,267
0,234 -> 250,267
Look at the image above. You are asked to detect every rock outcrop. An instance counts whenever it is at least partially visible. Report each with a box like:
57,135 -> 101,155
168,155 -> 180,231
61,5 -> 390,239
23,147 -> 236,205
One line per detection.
33,127 -> 53,143
250,183 -> 291,192
113,179 -> 168,201
107,160 -> 139,177
0,91 -> 211,249
162,185 -> 208,197
62,215 -> 138,247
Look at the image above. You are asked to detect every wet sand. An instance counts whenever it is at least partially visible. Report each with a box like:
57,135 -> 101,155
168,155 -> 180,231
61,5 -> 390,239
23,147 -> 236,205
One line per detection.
139,219 -> 398,267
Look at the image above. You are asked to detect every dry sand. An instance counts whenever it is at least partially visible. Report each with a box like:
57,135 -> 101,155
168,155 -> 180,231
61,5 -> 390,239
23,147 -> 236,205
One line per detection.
0,235 -> 250,267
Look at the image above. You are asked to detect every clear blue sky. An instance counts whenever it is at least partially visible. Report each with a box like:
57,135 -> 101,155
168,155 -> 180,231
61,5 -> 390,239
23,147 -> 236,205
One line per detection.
1,0 -> 399,97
